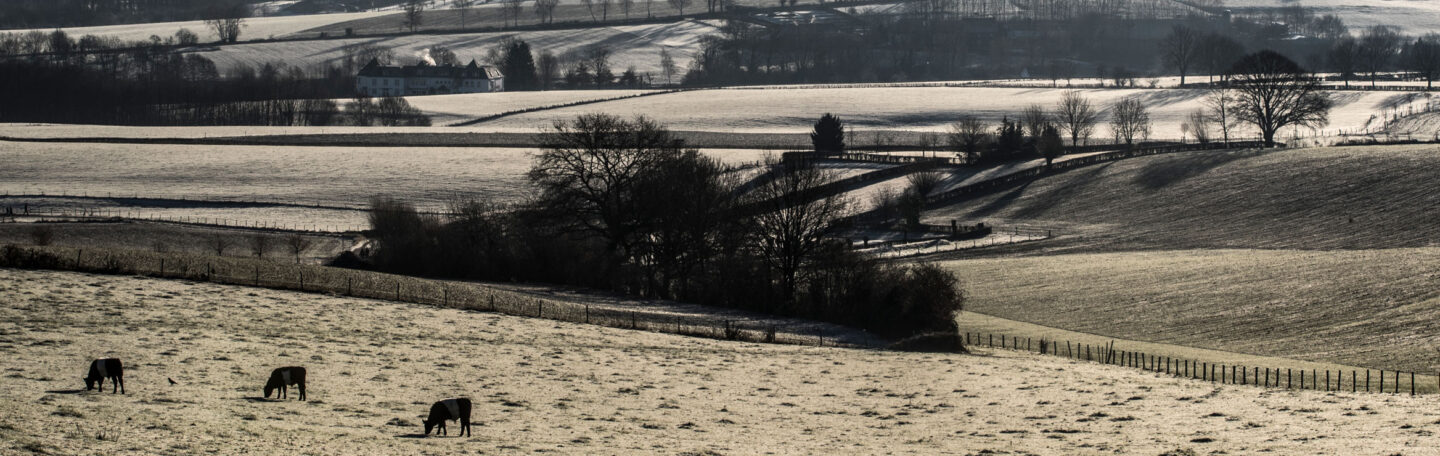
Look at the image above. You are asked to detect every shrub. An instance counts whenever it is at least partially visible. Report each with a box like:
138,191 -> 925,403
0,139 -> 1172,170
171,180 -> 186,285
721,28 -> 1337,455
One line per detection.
888,332 -> 969,353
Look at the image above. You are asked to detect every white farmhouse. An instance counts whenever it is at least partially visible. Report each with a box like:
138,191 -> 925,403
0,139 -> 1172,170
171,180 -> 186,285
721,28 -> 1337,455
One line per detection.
355,58 -> 504,97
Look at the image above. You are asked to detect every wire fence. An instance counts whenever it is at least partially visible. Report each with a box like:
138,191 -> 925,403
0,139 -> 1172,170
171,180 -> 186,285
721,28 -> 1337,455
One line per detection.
967,331 -> 1440,395
5,207 -> 367,234
0,244 -> 880,349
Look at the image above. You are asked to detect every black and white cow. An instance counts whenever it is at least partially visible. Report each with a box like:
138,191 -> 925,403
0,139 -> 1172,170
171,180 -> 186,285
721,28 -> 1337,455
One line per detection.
263,366 -> 306,401
83,358 -> 124,394
423,398 -> 472,437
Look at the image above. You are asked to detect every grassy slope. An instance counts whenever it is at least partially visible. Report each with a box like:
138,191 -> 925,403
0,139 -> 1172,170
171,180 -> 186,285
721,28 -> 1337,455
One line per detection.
946,249 -> 1440,374
925,144 -> 1440,251
920,144 -> 1440,373
4,268 -> 1439,455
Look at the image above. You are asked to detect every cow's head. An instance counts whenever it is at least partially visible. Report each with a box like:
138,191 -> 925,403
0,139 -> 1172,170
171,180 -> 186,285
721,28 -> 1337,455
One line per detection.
83,376 -> 96,391
263,384 -> 276,399
423,418 -> 437,435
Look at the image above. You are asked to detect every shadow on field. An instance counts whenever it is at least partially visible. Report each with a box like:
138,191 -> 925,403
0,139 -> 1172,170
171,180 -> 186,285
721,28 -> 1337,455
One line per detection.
1131,148 -> 1273,190
241,396 -> 279,403
964,180 -> 1035,218
44,389 -> 87,394
394,433 -> 432,439
1009,162 -> 1115,219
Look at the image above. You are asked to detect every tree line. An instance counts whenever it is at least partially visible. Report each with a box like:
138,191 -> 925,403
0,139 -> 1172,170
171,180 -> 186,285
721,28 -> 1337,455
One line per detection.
362,113 -> 965,338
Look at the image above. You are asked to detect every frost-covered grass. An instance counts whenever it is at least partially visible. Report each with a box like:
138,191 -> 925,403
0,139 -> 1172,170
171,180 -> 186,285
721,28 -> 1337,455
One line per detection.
193,20 -> 718,76
478,86 -> 1432,140
4,268 -> 1439,455
1224,0 -> 1440,33
7,11 -> 390,43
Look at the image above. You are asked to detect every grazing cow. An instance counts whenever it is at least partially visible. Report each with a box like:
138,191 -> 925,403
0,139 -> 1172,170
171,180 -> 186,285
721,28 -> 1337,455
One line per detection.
263,366 -> 307,401
423,398 -> 472,437
83,358 -> 124,394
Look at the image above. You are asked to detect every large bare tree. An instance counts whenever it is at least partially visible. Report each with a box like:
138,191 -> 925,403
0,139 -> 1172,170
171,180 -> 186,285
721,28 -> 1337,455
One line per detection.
745,164 -> 848,304
1109,97 -> 1150,146
452,0 -> 474,29
1226,51 -> 1332,146
946,115 -> 989,162
1407,34 -> 1440,90
1327,35 -> 1362,88
1358,25 -> 1400,88
1158,25 -> 1201,86
1054,90 -> 1098,148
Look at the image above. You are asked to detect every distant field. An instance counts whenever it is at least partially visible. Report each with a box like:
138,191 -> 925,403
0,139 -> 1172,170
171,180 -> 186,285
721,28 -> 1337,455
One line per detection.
946,248 -> 1440,374
402,89 -> 657,124
0,222 -> 349,262
478,86 -> 1427,140
191,20 -> 718,77
1225,0 -> 1440,33
6,11 -> 389,43
924,144 -> 1440,251
0,141 -> 770,226
4,268 -> 1439,454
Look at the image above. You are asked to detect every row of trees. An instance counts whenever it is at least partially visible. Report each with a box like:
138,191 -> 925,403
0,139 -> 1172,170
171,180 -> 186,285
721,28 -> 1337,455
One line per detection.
810,51 -> 1330,160
365,113 -> 966,337
1325,26 -> 1440,89
0,0 -> 247,29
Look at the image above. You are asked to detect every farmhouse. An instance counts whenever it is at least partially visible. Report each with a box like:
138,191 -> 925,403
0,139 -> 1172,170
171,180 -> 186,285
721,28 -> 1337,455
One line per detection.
356,59 -> 504,97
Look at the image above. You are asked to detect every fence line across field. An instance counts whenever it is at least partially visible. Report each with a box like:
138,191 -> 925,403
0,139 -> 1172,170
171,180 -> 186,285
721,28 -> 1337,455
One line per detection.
6,208 -> 367,234
967,331 -> 1438,396
0,245 -> 881,349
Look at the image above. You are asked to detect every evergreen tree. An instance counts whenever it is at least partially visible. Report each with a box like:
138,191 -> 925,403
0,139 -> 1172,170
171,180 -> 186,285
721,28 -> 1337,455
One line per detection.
810,113 -> 845,155
1038,124 -> 1064,166
501,39 -> 539,91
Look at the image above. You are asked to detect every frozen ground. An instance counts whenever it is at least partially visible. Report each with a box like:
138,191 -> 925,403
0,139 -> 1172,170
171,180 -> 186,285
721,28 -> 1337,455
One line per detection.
3,268 -> 1438,454
4,11 -> 390,43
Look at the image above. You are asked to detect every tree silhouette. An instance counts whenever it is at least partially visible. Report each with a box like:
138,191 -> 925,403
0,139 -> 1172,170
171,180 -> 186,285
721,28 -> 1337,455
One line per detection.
810,113 -> 845,155
1226,50 -> 1332,146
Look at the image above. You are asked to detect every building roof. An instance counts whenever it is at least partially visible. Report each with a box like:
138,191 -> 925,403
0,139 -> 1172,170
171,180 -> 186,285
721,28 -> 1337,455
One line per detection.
358,59 -> 503,79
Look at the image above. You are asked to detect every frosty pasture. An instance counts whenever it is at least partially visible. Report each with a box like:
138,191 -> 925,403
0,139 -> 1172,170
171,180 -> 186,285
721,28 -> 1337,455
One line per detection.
3,268 -> 1439,455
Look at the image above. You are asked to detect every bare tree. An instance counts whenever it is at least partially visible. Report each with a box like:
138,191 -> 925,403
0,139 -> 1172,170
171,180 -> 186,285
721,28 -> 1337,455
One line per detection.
1197,32 -> 1244,83
534,0 -> 560,23
1358,25 -> 1400,88
1327,35 -> 1362,88
621,0 -> 636,18
1407,34 -> 1440,90
946,116 -> 989,162
668,0 -> 693,15
538,50 -> 560,89
582,0 -> 599,20
249,234 -> 272,259
1183,109 -> 1210,144
745,164 -> 849,304
1020,104 -> 1049,139
659,47 -> 678,85
285,234 -> 314,264
453,0 -> 474,29
403,0 -> 425,32
209,233 -> 233,256
1055,90 -> 1099,148
1226,50 -> 1332,146
1204,88 -> 1238,145
503,0 -> 526,26
1158,25 -> 1201,86
204,3 -> 247,44
1109,97 -> 1150,146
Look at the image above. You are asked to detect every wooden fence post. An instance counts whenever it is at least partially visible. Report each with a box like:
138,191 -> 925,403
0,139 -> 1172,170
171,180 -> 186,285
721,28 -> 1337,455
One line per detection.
1352,371 -> 1357,393
585,304 -> 590,324
159,258 -> 165,276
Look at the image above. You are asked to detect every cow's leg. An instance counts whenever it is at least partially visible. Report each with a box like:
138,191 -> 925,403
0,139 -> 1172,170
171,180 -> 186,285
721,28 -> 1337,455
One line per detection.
439,422 -> 447,436
298,382 -> 305,401
116,375 -> 124,394
460,416 -> 470,437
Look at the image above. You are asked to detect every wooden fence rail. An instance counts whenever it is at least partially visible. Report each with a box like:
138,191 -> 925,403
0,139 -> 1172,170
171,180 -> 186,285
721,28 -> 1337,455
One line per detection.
0,244 -> 881,349
965,331 -> 1438,395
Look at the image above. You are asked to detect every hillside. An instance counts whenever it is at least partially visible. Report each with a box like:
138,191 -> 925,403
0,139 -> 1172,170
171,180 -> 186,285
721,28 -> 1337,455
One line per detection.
945,248 -> 1440,374
190,19 -> 718,77
924,144 -> 1440,252
4,268 -> 1439,455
